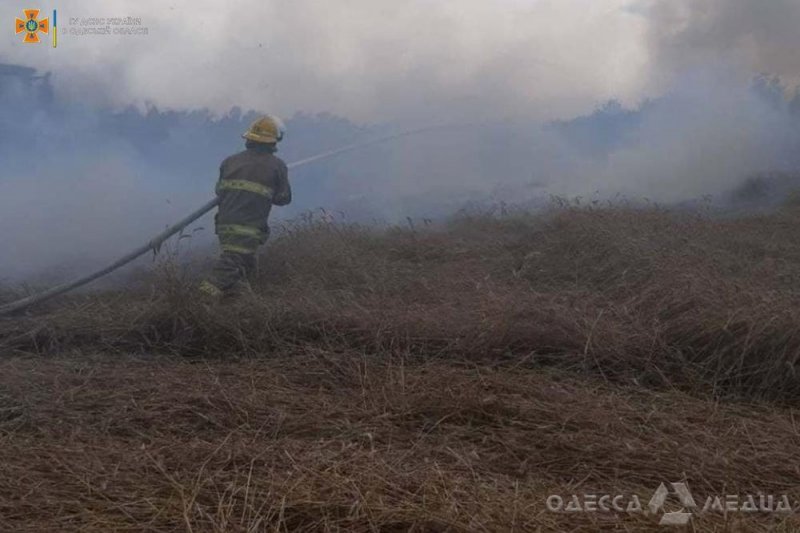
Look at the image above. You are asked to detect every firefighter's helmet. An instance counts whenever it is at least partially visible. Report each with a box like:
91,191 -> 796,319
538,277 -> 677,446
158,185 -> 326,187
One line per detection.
242,115 -> 286,144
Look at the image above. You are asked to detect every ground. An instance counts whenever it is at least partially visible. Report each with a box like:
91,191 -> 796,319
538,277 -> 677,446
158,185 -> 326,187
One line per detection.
1,204 -> 799,531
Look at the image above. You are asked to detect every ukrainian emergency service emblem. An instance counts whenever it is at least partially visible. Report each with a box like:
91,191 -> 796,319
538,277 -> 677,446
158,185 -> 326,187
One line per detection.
15,9 -> 50,43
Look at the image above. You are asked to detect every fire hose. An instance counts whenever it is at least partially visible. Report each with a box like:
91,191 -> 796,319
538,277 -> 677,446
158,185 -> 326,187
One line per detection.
0,126 -> 448,316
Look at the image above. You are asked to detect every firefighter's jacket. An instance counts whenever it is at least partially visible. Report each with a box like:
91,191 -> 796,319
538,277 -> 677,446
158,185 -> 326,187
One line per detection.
214,146 -> 291,254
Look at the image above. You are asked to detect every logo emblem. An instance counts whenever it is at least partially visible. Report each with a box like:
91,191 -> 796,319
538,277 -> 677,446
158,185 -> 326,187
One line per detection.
648,482 -> 697,526
15,9 -> 50,43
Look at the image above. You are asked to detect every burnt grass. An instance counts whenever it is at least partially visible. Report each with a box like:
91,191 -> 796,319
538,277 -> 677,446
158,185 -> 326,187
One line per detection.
1,205 -> 800,531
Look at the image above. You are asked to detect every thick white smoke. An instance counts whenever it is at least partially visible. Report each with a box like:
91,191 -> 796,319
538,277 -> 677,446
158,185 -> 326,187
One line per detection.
2,0 -> 800,281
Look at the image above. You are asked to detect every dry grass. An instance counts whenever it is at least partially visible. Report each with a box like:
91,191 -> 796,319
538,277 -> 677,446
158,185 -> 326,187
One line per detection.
1,354 -> 799,532
1,204 -> 800,531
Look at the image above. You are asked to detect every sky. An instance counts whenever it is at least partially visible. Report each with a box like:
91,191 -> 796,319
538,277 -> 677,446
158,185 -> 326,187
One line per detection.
2,0 -> 800,280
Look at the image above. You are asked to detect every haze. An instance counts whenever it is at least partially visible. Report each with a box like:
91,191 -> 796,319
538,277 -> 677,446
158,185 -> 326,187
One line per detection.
2,0 -> 800,279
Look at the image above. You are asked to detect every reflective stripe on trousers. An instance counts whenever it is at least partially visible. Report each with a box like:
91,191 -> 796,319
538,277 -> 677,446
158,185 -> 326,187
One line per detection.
217,224 -> 262,255
198,280 -> 223,297
220,243 -> 258,255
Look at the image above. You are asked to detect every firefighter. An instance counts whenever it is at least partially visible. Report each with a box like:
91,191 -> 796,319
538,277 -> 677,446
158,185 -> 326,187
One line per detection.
199,115 -> 291,298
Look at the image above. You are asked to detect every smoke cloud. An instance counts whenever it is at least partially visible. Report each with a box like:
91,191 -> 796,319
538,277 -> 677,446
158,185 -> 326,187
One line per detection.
2,1 -> 800,281
2,0 -> 647,123
640,0 -> 800,91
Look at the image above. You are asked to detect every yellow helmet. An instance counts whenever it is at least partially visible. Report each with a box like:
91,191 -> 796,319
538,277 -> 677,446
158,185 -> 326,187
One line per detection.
242,115 -> 286,144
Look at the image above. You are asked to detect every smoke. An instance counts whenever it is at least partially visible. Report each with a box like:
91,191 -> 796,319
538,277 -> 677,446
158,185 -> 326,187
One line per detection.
0,89 -> 198,279
4,64 -> 800,281
3,1 -> 800,280
567,73 -> 800,202
0,68 -> 373,279
2,0 -> 647,124
598,0 -> 800,201
639,0 -> 800,91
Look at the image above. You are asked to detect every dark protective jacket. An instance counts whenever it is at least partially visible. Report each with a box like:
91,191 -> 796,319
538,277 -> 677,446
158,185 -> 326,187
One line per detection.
214,145 -> 291,253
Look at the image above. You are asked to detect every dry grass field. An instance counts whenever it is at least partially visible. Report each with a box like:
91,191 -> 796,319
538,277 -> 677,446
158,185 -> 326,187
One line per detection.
2,204 -> 800,531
